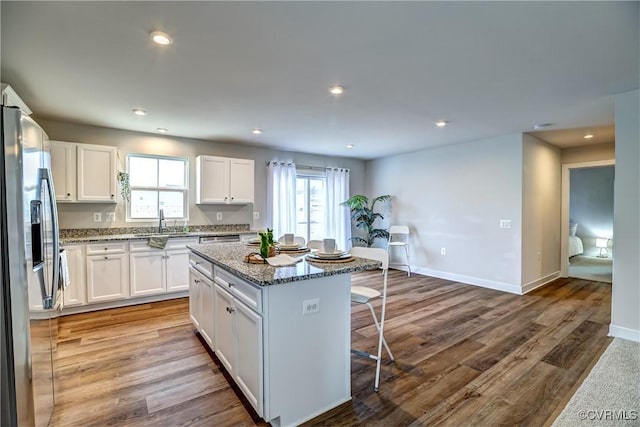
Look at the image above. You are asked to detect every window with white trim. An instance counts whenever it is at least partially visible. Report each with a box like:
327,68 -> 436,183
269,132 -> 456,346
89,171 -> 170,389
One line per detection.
295,169 -> 326,242
127,154 -> 188,220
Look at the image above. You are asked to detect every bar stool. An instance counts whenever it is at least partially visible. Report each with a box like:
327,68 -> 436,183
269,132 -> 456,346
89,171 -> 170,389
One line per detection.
388,225 -> 410,276
350,246 -> 395,392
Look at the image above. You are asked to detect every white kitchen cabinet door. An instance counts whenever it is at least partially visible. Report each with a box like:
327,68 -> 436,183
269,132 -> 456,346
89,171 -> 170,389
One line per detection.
130,251 -> 166,297
234,298 -> 263,417
189,268 -> 202,330
200,275 -> 215,349
86,253 -> 129,302
50,141 -> 76,202
196,156 -> 228,204
214,284 -> 235,375
62,244 -> 86,307
228,158 -> 254,204
77,144 -> 117,203
166,249 -> 191,292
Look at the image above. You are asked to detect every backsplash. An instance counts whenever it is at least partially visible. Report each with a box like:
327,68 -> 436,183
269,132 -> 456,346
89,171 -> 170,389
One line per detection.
59,224 -> 251,239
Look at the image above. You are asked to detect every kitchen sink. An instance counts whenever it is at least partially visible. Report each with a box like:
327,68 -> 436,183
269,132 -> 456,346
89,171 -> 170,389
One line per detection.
133,232 -> 192,238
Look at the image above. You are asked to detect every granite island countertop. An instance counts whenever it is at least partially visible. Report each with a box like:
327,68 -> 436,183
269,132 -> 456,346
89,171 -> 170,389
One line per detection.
188,242 -> 381,286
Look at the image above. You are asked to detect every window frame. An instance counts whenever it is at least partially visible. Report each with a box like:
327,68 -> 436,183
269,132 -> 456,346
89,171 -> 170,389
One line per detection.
295,169 -> 326,243
126,153 -> 189,222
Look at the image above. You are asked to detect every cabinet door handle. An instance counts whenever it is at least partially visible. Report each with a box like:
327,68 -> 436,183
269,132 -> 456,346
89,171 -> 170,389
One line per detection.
228,283 -> 234,288
226,306 -> 235,313
194,279 -> 201,283
195,261 -> 202,265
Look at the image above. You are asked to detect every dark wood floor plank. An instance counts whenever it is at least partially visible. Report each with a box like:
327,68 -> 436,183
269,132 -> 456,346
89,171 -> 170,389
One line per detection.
51,271 -> 611,427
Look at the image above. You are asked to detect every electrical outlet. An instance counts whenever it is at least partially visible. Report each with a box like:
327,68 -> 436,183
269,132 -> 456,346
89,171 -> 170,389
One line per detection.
302,298 -> 320,315
93,212 -> 102,222
106,212 -> 116,222
440,247 -> 447,255
500,219 -> 512,229
253,212 -> 260,220
216,212 -> 222,221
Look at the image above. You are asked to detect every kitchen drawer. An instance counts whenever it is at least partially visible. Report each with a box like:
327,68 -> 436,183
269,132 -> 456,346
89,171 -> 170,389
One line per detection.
189,253 -> 213,278
86,241 -> 127,255
214,267 -> 262,314
166,237 -> 198,251
129,240 -> 161,253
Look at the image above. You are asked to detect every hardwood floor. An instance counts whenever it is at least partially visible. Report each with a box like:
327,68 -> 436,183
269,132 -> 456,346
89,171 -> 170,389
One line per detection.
50,271 -> 612,426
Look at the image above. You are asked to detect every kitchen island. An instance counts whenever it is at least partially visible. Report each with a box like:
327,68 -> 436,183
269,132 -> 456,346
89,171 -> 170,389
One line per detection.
187,242 -> 380,427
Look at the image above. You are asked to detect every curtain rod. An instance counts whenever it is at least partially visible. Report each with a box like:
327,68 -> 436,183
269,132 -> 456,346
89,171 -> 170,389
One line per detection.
265,161 -> 349,172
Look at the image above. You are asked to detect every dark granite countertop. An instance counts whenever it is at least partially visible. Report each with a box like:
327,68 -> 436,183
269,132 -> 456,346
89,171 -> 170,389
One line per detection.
188,242 -> 381,286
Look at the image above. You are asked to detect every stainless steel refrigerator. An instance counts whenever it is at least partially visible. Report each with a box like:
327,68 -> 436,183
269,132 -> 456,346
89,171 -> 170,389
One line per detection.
1,104 -> 60,426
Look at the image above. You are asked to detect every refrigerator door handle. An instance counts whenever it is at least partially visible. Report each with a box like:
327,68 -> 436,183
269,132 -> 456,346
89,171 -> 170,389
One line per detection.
36,167 -> 60,310
30,199 -> 44,269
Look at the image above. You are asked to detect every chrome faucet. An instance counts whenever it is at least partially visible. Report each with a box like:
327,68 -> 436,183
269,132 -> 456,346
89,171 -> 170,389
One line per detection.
158,209 -> 165,234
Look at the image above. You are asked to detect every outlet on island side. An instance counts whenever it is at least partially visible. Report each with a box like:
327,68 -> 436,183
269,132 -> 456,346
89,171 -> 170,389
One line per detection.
93,212 -> 102,222
440,247 -> 447,256
302,298 -> 320,315
216,212 -> 222,221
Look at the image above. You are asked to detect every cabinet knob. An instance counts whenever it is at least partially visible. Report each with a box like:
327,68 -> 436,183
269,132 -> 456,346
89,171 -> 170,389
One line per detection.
194,279 -> 201,283
111,194 -> 114,198
195,261 -> 202,265
231,197 -> 234,200
66,193 -> 71,196
104,256 -> 108,260
224,197 -> 228,201
104,248 -> 108,251
226,306 -> 235,314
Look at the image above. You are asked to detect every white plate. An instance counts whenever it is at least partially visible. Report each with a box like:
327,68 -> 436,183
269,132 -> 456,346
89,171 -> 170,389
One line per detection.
308,252 -> 352,260
315,250 -> 347,257
278,243 -> 301,249
280,246 -> 307,251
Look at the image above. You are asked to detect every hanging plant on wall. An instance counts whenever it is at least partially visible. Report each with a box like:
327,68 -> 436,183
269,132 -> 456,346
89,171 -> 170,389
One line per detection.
117,171 -> 130,202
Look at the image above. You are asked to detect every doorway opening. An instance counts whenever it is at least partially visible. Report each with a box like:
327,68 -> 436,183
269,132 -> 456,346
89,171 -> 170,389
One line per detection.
561,160 -> 615,283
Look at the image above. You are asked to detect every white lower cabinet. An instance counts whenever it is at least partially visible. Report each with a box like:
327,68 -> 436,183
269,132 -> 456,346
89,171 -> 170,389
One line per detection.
86,253 -> 129,302
213,269 -> 263,417
62,244 -> 86,306
189,266 -> 215,348
130,238 -> 198,297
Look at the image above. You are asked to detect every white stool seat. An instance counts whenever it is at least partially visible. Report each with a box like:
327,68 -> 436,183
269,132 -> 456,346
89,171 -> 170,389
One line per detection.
351,286 -> 381,303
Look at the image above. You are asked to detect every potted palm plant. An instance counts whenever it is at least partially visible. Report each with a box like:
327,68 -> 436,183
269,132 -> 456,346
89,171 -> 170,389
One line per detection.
340,194 -> 391,247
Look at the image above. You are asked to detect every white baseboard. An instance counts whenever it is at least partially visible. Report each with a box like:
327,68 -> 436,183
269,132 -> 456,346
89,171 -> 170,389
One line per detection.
521,271 -> 561,294
410,266 -> 523,295
608,324 -> 640,343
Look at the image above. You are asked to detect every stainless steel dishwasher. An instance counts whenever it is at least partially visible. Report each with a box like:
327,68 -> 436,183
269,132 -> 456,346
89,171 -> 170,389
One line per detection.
199,234 -> 241,244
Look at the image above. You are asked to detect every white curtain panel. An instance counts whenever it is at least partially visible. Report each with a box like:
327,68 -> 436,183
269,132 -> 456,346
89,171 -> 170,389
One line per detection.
267,162 -> 297,239
325,168 -> 351,250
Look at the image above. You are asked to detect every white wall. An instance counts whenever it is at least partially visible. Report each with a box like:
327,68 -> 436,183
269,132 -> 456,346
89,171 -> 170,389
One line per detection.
521,135 -> 562,291
562,142 -> 615,164
569,166 -> 615,256
366,133 -> 524,293
610,89 -> 640,342
37,118 -> 367,230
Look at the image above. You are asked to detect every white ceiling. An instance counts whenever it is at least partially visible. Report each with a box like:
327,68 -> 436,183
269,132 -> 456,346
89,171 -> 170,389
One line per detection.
1,1 -> 638,160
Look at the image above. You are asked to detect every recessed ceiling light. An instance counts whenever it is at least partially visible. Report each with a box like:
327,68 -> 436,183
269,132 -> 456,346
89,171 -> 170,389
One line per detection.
157,128 -> 168,133
150,31 -> 172,46
329,85 -> 344,96
584,133 -> 595,139
435,120 -> 449,127
346,144 -> 354,149
252,128 -> 263,135
533,123 -> 553,130
132,108 -> 147,116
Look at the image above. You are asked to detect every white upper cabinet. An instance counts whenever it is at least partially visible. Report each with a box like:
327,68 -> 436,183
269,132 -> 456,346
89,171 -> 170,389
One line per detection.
196,155 -> 254,204
50,141 -> 76,202
77,144 -> 117,203
50,141 -> 117,203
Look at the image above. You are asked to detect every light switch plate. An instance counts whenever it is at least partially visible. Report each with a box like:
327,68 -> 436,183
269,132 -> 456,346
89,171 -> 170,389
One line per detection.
93,212 -> 102,222
253,212 -> 260,220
